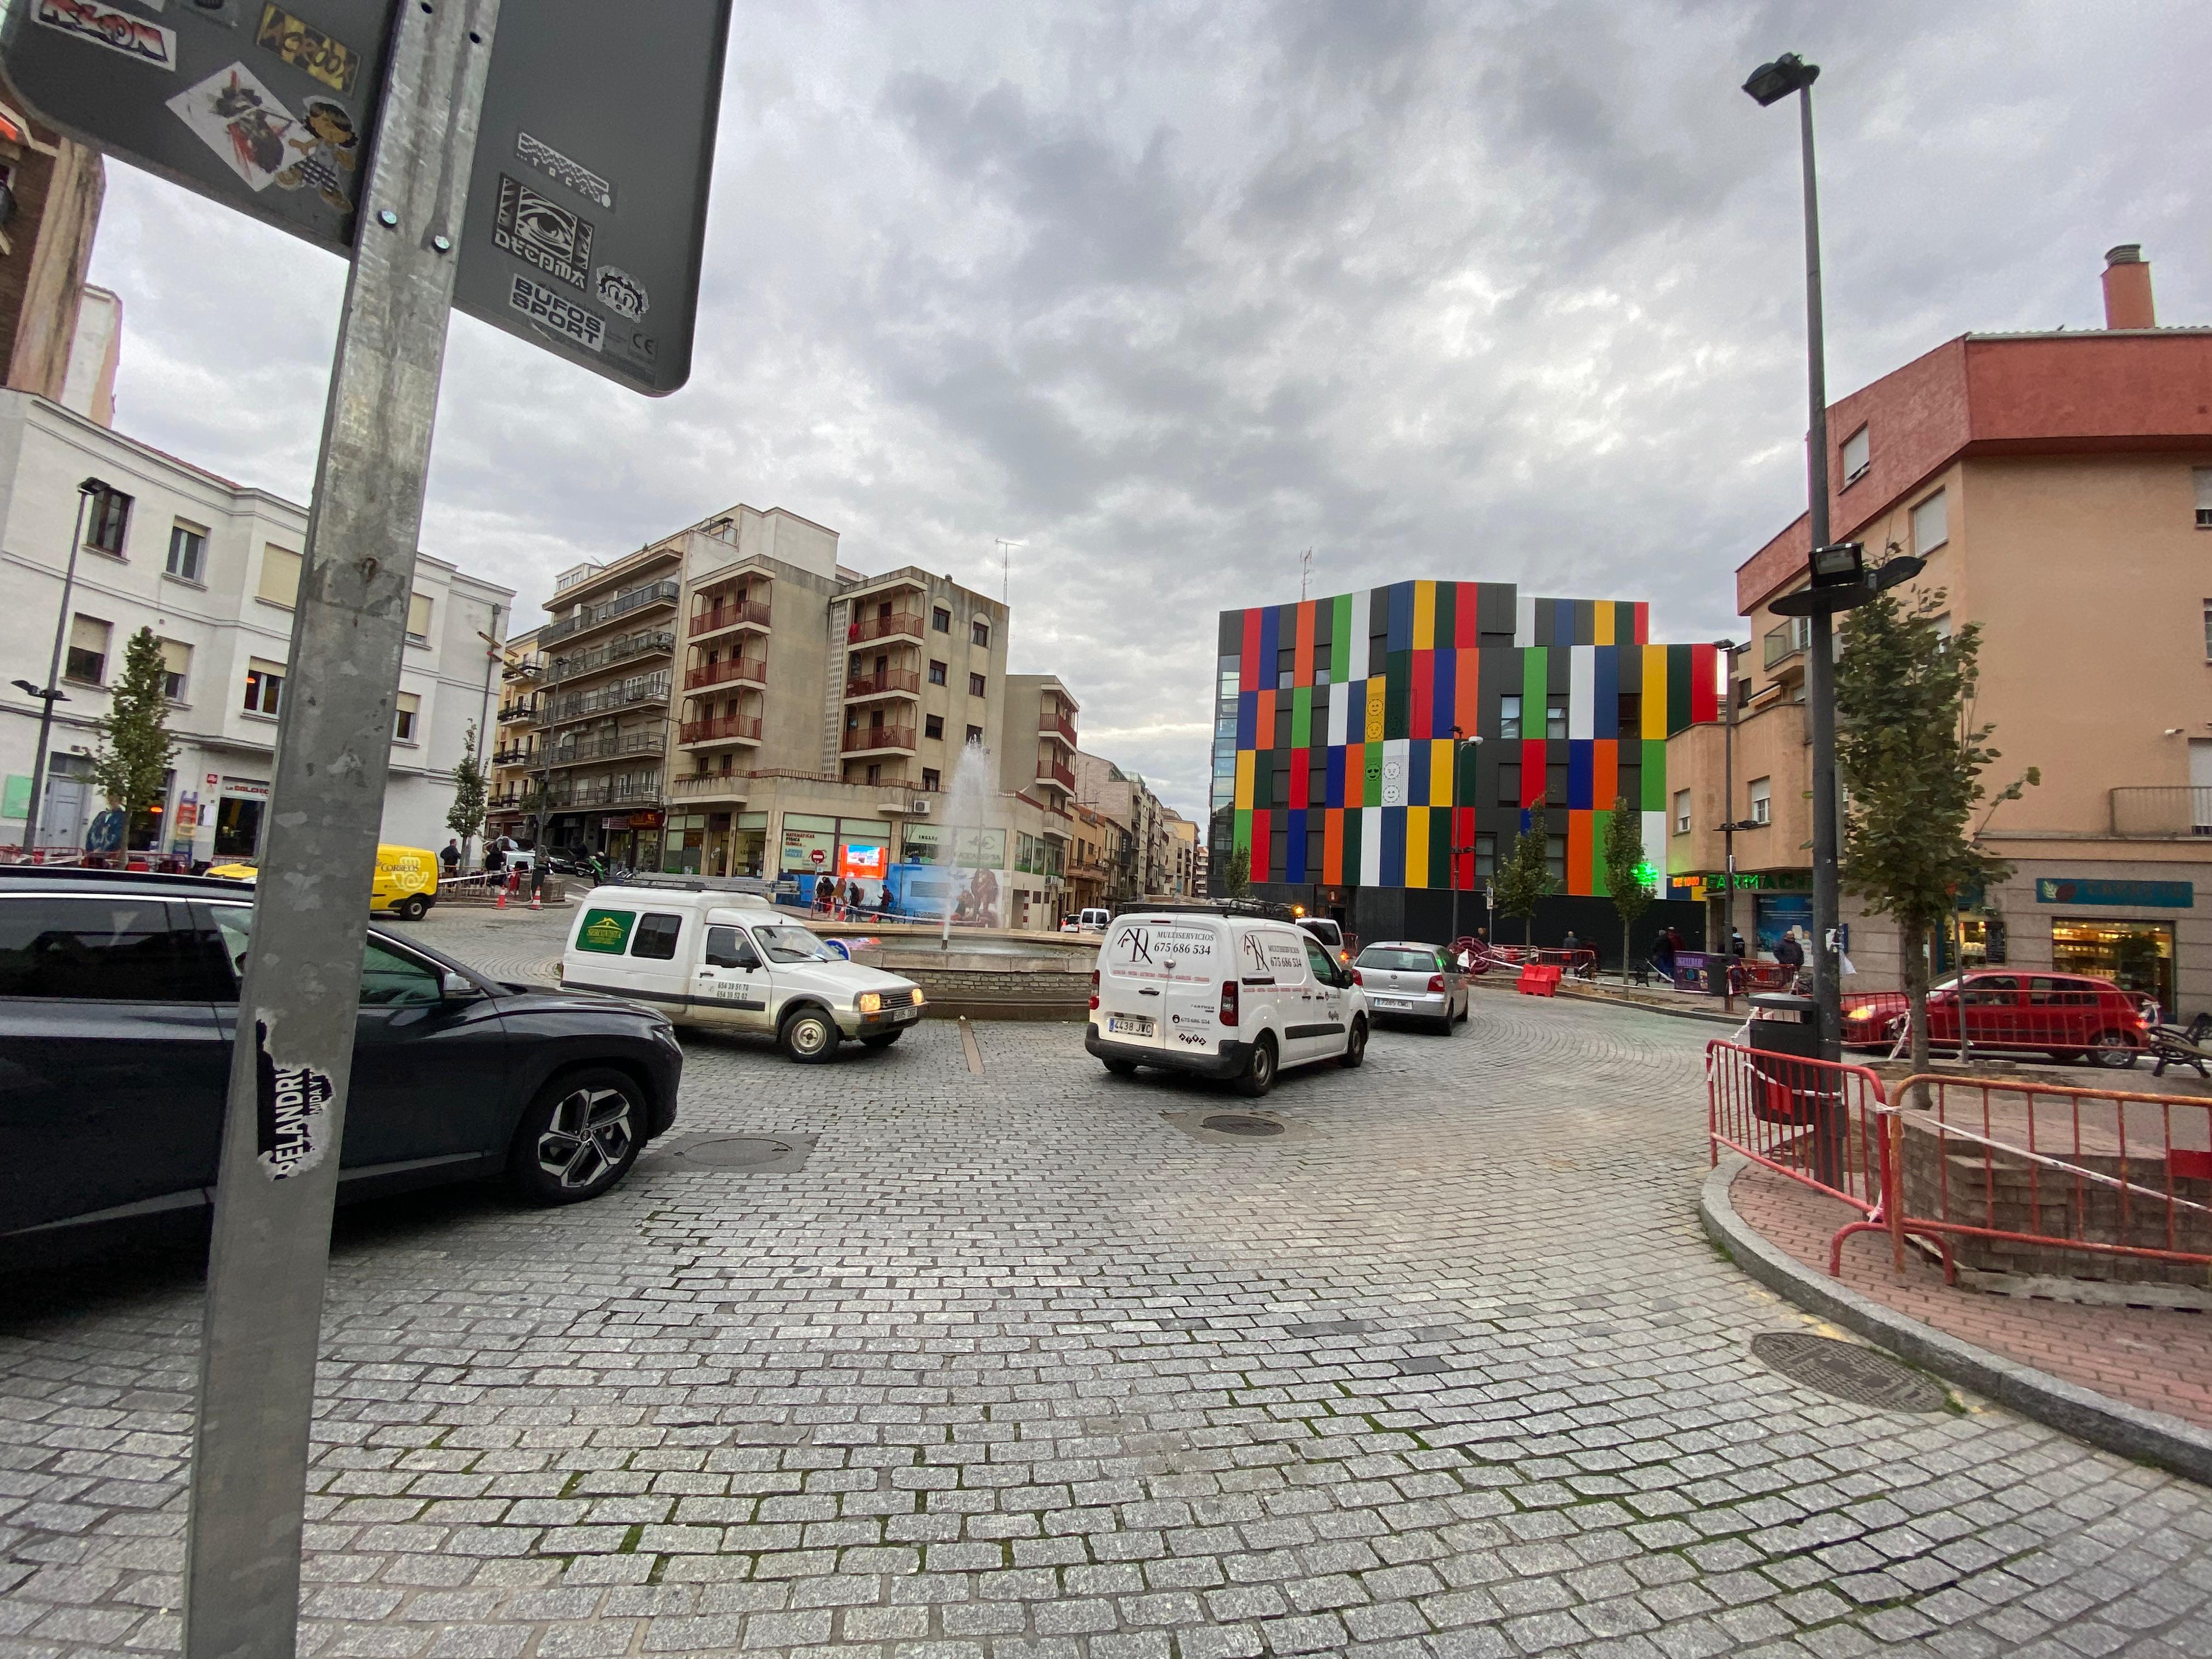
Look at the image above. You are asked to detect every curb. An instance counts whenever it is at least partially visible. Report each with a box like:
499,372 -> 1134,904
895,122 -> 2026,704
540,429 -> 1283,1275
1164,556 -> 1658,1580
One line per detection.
1699,1154 -> 2212,1487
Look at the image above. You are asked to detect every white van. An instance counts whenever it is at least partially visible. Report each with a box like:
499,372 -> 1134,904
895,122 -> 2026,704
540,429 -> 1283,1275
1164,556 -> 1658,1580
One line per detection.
558,882 -> 924,1063
1086,911 -> 1369,1096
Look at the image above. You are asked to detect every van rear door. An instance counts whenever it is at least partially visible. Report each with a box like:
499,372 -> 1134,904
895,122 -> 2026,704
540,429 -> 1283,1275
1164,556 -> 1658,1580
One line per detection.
1099,917 -> 1174,1048
1150,918 -> 1227,1059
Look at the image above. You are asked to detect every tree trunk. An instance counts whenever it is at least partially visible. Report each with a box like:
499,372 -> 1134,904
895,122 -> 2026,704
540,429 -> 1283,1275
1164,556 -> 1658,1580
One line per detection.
1903,916 -> 1933,1097
1622,920 -> 1633,986
1525,914 -> 1534,948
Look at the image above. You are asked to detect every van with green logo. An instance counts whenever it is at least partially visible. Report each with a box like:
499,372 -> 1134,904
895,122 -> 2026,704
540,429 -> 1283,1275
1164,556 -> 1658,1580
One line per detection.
558,879 -> 926,1063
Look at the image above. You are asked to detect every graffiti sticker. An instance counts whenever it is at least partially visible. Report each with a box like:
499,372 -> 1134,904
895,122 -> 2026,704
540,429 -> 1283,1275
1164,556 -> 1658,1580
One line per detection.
507,273 -> 605,353
35,0 -> 177,70
493,174 -> 594,289
515,130 -> 614,210
255,1029 -> 334,1181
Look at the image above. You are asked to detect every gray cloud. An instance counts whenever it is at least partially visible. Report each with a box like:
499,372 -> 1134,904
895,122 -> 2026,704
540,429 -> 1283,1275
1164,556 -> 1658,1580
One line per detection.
86,0 -> 2212,817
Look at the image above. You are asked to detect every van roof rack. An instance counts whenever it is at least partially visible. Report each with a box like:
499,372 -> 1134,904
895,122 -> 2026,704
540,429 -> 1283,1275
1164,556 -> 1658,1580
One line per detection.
619,874 -> 776,896
1110,898 -> 1299,922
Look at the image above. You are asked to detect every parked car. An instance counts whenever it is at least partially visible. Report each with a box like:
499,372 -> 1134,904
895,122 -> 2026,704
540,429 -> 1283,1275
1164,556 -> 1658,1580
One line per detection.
557,880 -> 924,1062
0,868 -> 683,1240
1352,941 -> 1470,1034
1086,909 -> 1368,1095
1841,969 -> 2155,1068
206,842 -> 441,920
1296,916 -> 1353,964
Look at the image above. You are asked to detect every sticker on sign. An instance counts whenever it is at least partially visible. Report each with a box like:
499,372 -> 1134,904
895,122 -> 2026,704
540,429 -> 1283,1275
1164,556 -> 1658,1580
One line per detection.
507,273 -> 602,352
32,0 -> 176,70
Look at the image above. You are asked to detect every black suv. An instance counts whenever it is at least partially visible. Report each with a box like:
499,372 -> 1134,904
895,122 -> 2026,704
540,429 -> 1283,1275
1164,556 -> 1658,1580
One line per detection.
0,868 -> 683,1239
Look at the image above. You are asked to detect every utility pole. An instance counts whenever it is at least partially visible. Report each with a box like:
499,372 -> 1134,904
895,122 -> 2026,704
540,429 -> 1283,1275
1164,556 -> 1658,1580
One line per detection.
16,482 -> 101,857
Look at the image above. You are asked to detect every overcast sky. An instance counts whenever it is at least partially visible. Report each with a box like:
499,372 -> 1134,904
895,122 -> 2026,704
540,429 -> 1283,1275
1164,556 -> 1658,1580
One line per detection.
86,0 -> 2209,817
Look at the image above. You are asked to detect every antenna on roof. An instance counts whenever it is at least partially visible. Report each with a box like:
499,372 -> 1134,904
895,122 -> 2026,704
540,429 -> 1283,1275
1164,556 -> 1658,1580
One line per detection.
1299,548 -> 1313,600
995,538 -> 1023,608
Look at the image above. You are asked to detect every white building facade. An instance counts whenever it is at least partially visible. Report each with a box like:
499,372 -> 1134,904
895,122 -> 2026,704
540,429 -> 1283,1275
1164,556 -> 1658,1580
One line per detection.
0,392 -> 513,861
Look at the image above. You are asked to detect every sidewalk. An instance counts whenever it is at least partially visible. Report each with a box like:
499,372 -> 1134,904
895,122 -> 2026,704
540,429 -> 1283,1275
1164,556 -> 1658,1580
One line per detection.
1723,1160 -> 2212,1431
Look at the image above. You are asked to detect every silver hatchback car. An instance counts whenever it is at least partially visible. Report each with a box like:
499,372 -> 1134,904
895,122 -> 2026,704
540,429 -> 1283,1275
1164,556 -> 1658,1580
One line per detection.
1352,941 -> 1469,1035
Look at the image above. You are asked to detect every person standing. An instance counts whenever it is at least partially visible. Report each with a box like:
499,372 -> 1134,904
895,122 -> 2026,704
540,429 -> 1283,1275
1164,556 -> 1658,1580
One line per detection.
1774,925 -> 1807,991
440,838 -> 461,877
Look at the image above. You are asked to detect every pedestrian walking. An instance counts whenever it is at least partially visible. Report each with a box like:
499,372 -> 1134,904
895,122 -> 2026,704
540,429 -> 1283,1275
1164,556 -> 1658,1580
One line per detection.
1774,926 -> 1807,992
440,838 -> 461,876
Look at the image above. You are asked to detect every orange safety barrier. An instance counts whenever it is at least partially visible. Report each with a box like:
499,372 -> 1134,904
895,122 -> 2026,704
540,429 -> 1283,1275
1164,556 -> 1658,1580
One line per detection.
1517,963 -> 1561,996
1883,1073 -> 2212,1284
1707,1040 -> 1894,1272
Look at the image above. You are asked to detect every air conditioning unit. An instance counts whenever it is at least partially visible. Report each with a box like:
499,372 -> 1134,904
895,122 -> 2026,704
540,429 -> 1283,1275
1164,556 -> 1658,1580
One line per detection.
907,798 -> 931,815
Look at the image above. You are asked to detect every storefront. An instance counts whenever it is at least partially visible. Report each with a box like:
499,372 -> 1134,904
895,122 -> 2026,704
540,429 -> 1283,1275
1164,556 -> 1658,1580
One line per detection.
212,775 -> 269,860
661,810 -> 768,877
2032,876 -> 2188,1015
778,812 -> 896,905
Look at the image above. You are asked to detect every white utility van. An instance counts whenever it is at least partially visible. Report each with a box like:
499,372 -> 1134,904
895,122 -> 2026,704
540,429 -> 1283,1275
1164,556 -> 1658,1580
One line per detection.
1086,911 -> 1369,1096
558,881 -> 925,1063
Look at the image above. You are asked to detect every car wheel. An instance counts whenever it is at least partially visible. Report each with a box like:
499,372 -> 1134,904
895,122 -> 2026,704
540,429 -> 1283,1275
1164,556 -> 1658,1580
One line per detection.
397,894 -> 429,921
1233,1033 -> 1278,1098
2091,1029 -> 2140,1070
1101,1056 -> 1139,1076
1457,996 -> 1470,1024
860,1028 -> 904,1049
508,1068 -> 642,1205
1339,1017 -> 1368,1069
1434,1008 -> 1456,1036
781,1006 -> 841,1063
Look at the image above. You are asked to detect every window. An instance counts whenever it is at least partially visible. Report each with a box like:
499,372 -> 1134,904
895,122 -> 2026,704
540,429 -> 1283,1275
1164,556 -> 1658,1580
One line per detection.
1499,695 -> 1521,740
1765,616 -> 1809,669
1749,776 -> 1772,826
1546,761 -> 1567,806
1546,834 -> 1566,883
1929,612 -> 1952,648
968,672 -> 986,697
258,544 -> 303,608
1313,640 -> 1331,684
928,659 -> 947,686
243,658 -> 285,717
924,713 -> 944,740
64,615 -> 110,684
1545,695 -> 1567,739
965,724 -> 983,746
1277,645 -> 1295,690
358,938 -> 443,1006
2204,600 -> 2212,662
972,618 -> 990,647
932,607 -> 951,633
1841,425 -> 1870,486
865,763 -> 882,784
630,913 -> 683,960
2195,467 -> 2212,529
84,485 -> 131,556
1497,763 -> 1521,805
1616,693 -> 1640,736
1912,488 -> 1948,555
407,593 -> 434,644
0,896 -> 208,1001
922,767 -> 940,792
1674,789 -> 1691,835
393,691 -> 420,742
166,522 -> 207,582
159,638 -> 191,702
1474,832 -> 1496,878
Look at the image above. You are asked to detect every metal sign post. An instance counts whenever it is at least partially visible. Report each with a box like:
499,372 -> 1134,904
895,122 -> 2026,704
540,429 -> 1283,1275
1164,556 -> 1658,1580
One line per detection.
180,8 -> 500,1656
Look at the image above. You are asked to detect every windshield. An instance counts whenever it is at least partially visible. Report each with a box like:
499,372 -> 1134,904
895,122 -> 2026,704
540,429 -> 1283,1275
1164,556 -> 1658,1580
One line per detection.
1358,947 -> 1440,973
753,923 -> 836,964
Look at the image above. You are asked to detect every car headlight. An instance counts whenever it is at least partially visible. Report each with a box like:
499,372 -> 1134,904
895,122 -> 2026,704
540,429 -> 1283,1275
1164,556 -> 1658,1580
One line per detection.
857,991 -> 883,1014
909,987 -> 924,1006
1846,1007 -> 1875,1021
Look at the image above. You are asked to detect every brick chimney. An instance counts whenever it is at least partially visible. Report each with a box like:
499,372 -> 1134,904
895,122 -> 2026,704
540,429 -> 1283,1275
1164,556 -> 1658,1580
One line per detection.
2102,244 -> 2155,330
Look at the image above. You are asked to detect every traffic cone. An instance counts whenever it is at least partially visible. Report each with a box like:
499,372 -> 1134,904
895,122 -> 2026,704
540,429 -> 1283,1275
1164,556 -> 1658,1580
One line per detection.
495,880 -> 507,909
529,888 -> 541,911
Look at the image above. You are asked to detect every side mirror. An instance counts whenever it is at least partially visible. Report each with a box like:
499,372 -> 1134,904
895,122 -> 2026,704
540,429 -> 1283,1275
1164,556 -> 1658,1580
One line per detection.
440,969 -> 481,1000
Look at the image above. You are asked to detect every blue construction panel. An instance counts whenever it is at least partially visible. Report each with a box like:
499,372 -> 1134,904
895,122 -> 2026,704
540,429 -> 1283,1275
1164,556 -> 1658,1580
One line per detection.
1237,690 -> 1256,749
1285,808 -> 1308,883
1326,746 -> 1345,809
1569,740 -> 1593,810
1593,647 -> 1618,740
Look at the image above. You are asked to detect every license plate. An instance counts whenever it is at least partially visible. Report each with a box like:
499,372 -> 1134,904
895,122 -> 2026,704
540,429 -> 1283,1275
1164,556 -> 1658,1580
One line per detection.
1109,1014 -> 1155,1036
1374,997 -> 1412,1010
893,1005 -> 918,1022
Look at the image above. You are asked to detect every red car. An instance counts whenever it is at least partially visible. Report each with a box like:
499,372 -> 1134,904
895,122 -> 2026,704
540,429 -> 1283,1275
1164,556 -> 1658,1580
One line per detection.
1841,969 -> 2156,1068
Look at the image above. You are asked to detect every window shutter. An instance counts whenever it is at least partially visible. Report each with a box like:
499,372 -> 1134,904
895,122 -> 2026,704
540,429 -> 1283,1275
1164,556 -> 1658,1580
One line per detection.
70,615 -> 110,654
408,593 -> 433,639
2195,467 -> 2212,523
1911,489 -> 1948,554
159,638 -> 192,675
258,546 -> 302,606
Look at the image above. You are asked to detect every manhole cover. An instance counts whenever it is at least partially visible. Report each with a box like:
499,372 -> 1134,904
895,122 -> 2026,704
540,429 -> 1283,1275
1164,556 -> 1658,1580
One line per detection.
1750,1333 -> 1947,1413
673,1136 -> 807,1171
1201,1114 -> 1284,1137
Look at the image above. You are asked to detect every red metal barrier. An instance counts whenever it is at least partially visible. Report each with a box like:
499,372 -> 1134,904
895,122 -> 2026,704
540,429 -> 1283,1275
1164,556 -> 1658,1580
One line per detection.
1887,1074 -> 2212,1284
1708,1040 -> 1895,1271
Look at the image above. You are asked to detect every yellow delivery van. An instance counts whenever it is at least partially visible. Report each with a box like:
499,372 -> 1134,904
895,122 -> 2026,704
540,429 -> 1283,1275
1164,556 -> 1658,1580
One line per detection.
205,843 -> 442,920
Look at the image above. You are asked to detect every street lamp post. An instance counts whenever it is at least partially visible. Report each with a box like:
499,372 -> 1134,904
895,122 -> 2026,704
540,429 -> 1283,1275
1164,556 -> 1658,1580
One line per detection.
1713,639 -> 1745,1004
18,479 -> 108,859
1447,727 -> 1482,945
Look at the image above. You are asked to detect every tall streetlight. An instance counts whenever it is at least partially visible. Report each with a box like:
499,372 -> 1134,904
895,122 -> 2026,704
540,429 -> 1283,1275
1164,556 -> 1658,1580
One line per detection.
1447,726 -> 1482,944
18,479 -> 109,859
1709,639 -> 1761,1009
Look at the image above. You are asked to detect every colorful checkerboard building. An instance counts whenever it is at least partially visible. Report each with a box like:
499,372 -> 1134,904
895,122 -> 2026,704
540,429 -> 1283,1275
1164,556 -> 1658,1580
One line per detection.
1210,582 -> 1717,933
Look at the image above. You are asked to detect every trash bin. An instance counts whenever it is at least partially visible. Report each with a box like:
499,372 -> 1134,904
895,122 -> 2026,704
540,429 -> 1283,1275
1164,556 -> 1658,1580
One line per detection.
1746,992 -> 1847,1186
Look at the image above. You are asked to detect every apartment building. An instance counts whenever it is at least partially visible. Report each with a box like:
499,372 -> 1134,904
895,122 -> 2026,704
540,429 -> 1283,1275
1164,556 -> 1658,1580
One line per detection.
0,391 -> 512,859
1165,811 -> 1199,898
1073,750 -> 1179,902
1668,247 -> 2212,1015
506,503 -> 1084,929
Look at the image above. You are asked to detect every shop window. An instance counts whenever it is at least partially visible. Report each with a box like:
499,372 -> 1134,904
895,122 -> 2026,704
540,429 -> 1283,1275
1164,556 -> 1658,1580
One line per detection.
1748,776 -> 1771,826
2052,920 -> 2174,1013
1499,695 -> 1521,740
1912,488 -> 1948,555
85,485 -> 131,556
64,615 -> 109,684
167,522 -> 207,583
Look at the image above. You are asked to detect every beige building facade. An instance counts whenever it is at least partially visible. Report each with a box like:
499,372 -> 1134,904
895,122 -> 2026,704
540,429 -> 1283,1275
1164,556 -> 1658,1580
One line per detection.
1668,250 -> 2212,1015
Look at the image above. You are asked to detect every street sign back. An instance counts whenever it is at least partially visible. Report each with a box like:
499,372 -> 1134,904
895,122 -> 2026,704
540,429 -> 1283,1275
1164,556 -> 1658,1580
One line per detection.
0,1 -> 393,252
0,0 -> 730,395
451,0 -> 729,396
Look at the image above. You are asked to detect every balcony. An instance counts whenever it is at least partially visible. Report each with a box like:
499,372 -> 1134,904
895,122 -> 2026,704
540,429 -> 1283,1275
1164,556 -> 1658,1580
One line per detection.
545,675 -> 672,724
848,610 -> 924,645
1040,709 -> 1078,747
679,714 -> 763,748
688,596 -> 771,639
843,724 -> 916,755
539,578 -> 680,647
502,654 -> 544,681
845,669 -> 921,701
2110,787 -> 2212,838
685,655 -> 767,692
545,731 -> 665,770
1764,618 -> 1809,670
544,776 -> 661,810
1037,758 -> 1076,793
496,699 -> 539,724
668,773 -> 749,802
549,628 -> 674,682
490,744 -> 533,767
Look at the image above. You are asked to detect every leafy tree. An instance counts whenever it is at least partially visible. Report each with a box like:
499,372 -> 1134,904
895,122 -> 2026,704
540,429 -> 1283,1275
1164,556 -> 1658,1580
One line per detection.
91,627 -> 177,850
1601,796 -> 1654,981
446,721 -> 488,867
1835,586 -> 2035,1074
1492,808 -> 1555,947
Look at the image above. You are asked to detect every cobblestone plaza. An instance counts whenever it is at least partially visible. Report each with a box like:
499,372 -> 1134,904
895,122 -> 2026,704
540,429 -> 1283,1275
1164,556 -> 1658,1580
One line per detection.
3,906 -> 2209,1656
